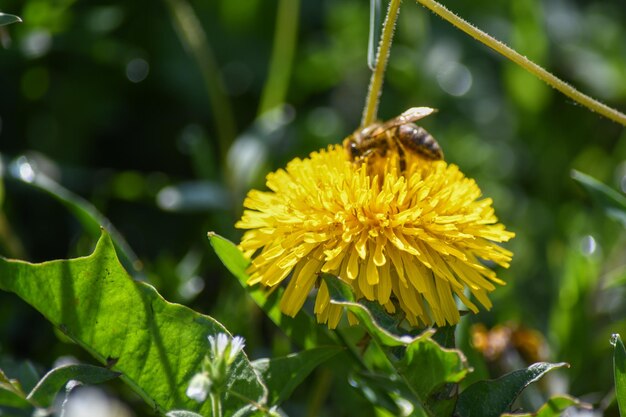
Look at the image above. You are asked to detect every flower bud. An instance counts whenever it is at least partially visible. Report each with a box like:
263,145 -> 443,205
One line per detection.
186,372 -> 211,403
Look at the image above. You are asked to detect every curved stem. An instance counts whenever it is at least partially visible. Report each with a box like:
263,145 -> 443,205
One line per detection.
361,0 -> 403,128
416,0 -> 626,127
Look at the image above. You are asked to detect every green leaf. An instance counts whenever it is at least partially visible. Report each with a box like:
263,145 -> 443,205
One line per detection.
432,325 -> 456,349
0,369 -> 26,399
252,346 -> 343,406
455,362 -> 569,417
0,231 -> 267,416
0,368 -> 30,409
207,232 -> 250,282
322,274 -> 411,347
208,233 -> 335,349
166,411 -> 206,417
346,372 -> 406,416
0,13 -> 22,26
613,334 -> 626,416
322,274 -> 469,416
0,390 -> 30,409
7,156 -> 141,273
0,359 -> 40,394
500,394 -> 591,416
397,331 -> 469,416
455,317 -> 489,388
571,170 -> 626,228
26,364 -> 120,407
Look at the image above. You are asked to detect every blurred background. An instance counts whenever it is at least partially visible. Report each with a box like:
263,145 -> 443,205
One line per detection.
1,0 -> 626,415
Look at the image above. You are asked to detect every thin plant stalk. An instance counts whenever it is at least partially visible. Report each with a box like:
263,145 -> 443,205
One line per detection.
367,0 -> 382,71
258,0 -> 301,116
210,392 -> 222,417
361,0 -> 402,128
164,0 -> 237,160
416,0 -> 626,127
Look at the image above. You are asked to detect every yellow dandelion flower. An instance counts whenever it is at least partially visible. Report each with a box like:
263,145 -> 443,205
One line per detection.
235,144 -> 514,329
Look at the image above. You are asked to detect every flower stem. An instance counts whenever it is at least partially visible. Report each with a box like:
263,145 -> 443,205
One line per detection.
361,0 -> 402,128
415,0 -> 626,127
210,392 -> 223,417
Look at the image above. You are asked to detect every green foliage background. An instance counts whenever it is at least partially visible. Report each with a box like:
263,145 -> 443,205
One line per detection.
1,0 -> 626,415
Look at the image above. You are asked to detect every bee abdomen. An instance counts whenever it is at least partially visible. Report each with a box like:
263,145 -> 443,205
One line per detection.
397,124 -> 443,160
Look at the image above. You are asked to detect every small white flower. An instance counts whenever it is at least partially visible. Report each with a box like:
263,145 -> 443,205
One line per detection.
208,333 -> 230,360
227,335 -> 246,364
186,372 -> 211,403
208,333 -> 246,365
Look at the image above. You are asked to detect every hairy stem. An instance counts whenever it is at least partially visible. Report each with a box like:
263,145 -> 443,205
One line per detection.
416,0 -> 626,126
361,0 -> 403,128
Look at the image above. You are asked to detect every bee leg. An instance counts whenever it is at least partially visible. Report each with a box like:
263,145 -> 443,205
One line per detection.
398,146 -> 406,172
359,148 -> 379,160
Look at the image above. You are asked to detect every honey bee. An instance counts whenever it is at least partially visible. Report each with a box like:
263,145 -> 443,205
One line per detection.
343,107 -> 443,171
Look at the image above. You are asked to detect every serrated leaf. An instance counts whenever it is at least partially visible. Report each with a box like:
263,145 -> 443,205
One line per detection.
322,274 -> 412,347
613,334 -> 626,416
26,364 -> 120,407
455,362 -> 569,417
397,331 -> 469,416
208,233 -> 334,349
252,346 -> 342,406
571,170 -> 626,228
500,394 -> 591,416
0,231 -> 267,416
0,13 -> 22,26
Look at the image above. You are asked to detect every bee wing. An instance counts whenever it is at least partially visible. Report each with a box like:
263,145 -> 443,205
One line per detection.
379,107 -> 438,130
